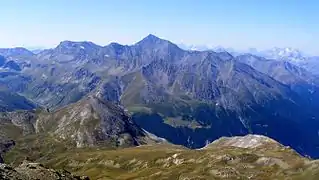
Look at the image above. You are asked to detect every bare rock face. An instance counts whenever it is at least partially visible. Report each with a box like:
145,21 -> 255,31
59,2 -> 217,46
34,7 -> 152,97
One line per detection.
0,161 -> 89,180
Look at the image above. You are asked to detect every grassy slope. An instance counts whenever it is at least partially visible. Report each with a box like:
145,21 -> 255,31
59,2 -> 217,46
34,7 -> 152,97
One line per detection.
4,134 -> 319,180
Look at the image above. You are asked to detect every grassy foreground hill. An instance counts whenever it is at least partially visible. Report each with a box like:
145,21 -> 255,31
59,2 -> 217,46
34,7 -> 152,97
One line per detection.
4,134 -> 319,180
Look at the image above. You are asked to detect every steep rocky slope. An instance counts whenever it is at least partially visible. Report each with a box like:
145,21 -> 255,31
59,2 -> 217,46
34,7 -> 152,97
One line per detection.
35,95 -> 158,147
0,96 -> 159,149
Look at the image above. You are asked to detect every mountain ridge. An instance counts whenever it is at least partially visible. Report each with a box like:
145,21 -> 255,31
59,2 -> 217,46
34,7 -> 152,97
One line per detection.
1,34 -> 319,158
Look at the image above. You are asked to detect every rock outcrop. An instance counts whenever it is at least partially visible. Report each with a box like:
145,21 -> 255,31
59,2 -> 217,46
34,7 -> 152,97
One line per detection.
0,161 -> 89,180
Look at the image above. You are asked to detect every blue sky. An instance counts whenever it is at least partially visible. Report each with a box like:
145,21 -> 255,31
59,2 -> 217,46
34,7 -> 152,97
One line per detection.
0,0 -> 318,54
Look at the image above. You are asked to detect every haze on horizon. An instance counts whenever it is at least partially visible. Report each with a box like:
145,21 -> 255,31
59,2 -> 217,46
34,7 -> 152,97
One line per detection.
0,0 -> 318,55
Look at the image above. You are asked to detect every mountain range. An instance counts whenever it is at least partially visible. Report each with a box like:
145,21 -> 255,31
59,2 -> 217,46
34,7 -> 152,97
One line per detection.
0,34 -> 319,161
1,34 -> 319,179
181,44 -> 319,75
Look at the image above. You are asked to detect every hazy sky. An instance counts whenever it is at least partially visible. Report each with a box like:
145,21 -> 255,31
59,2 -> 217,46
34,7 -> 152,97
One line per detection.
0,0 -> 318,54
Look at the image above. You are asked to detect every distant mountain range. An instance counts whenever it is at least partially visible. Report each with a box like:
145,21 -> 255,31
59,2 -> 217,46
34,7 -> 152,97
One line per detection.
0,34 -> 319,159
178,44 -> 238,54
180,44 -> 319,75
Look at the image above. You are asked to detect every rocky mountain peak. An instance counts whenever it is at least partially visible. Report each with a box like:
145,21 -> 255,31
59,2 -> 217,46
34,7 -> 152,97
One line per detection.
214,51 -> 234,61
140,34 -> 162,43
135,34 -> 179,49
36,95 -> 152,148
